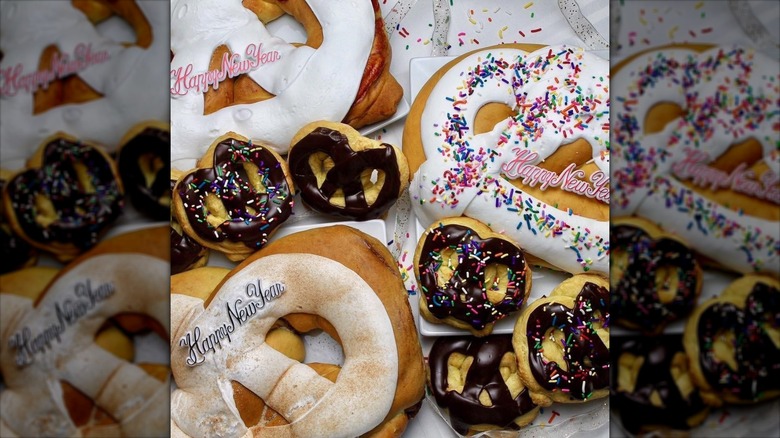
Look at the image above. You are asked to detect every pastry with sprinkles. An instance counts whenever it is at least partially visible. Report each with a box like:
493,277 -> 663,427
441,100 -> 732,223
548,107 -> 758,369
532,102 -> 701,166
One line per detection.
404,44 -> 610,276
172,132 -> 294,261
611,216 -> 703,335
683,274 -> 780,407
0,170 -> 37,273
612,44 -> 779,276
170,169 -> 209,274
512,274 -> 610,406
414,217 -> 532,337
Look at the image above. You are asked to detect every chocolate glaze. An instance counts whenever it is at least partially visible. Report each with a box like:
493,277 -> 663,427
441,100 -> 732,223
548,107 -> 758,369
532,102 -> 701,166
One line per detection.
697,282 -> 780,402
288,127 -> 401,220
1,178 -> 36,273
178,138 -> 292,250
526,282 -> 609,400
418,224 -> 529,330
611,224 -> 699,333
5,138 -> 123,250
429,335 -> 536,434
117,127 -> 171,221
612,335 -> 708,434
170,177 -> 205,275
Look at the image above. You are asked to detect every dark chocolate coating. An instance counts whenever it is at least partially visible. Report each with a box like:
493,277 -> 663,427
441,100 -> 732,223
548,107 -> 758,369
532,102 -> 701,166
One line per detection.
697,282 -> 779,402
611,335 -> 708,434
178,137 -> 292,250
611,224 -> 699,333
1,178 -> 36,273
429,335 -> 536,434
170,177 -> 205,275
288,127 -> 402,220
117,127 -> 171,221
526,282 -> 610,400
4,138 -> 123,251
417,223 -> 529,330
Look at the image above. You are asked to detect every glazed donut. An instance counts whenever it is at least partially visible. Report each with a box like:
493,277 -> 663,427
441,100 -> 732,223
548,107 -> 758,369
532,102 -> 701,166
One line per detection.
2,134 -> 124,262
414,217 -> 532,336
405,44 -> 610,276
170,170 -> 209,275
612,44 -> 779,275
0,0 -> 170,158
512,274 -> 610,406
116,121 -> 171,221
288,121 -> 410,220
428,335 -> 539,435
0,226 -> 169,437
612,335 -> 710,435
173,132 -> 294,261
611,216 -> 703,335
0,170 -> 37,273
683,275 -> 780,407
170,0 -> 403,162
170,225 -> 425,437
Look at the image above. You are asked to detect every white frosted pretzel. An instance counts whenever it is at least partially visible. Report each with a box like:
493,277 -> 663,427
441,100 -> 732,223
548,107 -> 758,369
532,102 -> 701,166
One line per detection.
0,227 -> 169,437
169,0 -> 375,163
612,45 -> 779,274
408,45 -> 610,275
0,0 -> 169,163
170,254 -> 399,437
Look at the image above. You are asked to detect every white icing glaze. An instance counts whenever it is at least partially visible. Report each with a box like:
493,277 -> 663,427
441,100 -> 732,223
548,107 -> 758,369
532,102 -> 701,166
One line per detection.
0,254 -> 169,437
612,46 -> 779,274
0,1 -> 170,166
410,46 -> 610,275
170,0 -> 375,164
170,254 -> 398,438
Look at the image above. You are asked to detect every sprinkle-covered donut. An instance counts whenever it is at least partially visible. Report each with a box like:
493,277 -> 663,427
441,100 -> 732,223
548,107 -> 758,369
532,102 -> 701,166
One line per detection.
2,134 -> 124,262
116,121 -> 171,221
173,132 -> 294,261
0,170 -> 37,273
612,45 -> 779,275
512,274 -> 610,406
288,121 -> 409,220
169,0 -> 402,162
405,44 -> 610,275
414,217 -> 532,337
611,216 -> 703,335
428,335 -> 539,435
170,170 -> 208,275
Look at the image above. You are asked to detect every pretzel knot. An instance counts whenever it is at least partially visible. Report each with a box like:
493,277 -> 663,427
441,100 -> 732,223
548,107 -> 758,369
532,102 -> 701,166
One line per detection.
0,227 -> 169,437
170,254 -> 399,437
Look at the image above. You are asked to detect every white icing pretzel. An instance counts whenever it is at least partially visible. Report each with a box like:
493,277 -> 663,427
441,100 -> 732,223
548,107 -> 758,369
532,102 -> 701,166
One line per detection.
0,1 -> 169,164
0,253 -> 169,437
170,254 -> 398,437
612,45 -> 779,274
169,0 -> 375,163
410,45 -> 610,275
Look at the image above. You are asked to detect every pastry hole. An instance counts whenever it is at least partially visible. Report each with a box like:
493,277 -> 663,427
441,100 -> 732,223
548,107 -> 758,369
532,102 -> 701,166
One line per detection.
541,327 -> 567,371
644,102 -> 684,134
308,152 -> 335,189
670,352 -> 695,400
484,264 -> 510,304
434,248 -> 460,290
94,322 -> 134,361
329,189 -> 346,208
712,329 -> 738,371
474,103 -> 515,135
73,161 -> 96,194
446,352 -> 473,394
500,352 -> 524,399
204,193 -> 230,228
34,194 -> 58,227
617,352 -> 644,393
360,168 -> 386,206
243,162 -> 267,194
478,389 -> 493,406
649,389 -> 664,408
655,266 -> 680,304
138,152 -> 166,189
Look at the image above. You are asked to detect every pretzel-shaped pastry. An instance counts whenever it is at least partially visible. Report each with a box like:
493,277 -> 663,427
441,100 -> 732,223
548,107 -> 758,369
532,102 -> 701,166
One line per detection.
116,121 -> 171,221
612,45 -> 779,275
415,217 -> 532,336
405,45 -> 610,276
0,170 -> 37,273
683,275 -> 780,407
173,132 -> 294,261
611,217 -> 703,335
512,274 -> 610,406
0,226 -> 169,437
288,121 -> 409,220
2,134 -> 124,262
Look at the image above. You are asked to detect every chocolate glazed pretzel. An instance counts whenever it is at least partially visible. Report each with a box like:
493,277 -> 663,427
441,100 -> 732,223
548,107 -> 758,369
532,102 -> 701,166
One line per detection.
429,335 -> 538,434
3,136 -> 123,261
288,123 -> 407,220
116,124 -> 171,221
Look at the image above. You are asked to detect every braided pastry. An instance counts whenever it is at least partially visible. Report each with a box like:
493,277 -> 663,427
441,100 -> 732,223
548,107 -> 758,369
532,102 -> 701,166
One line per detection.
0,226 -> 169,437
